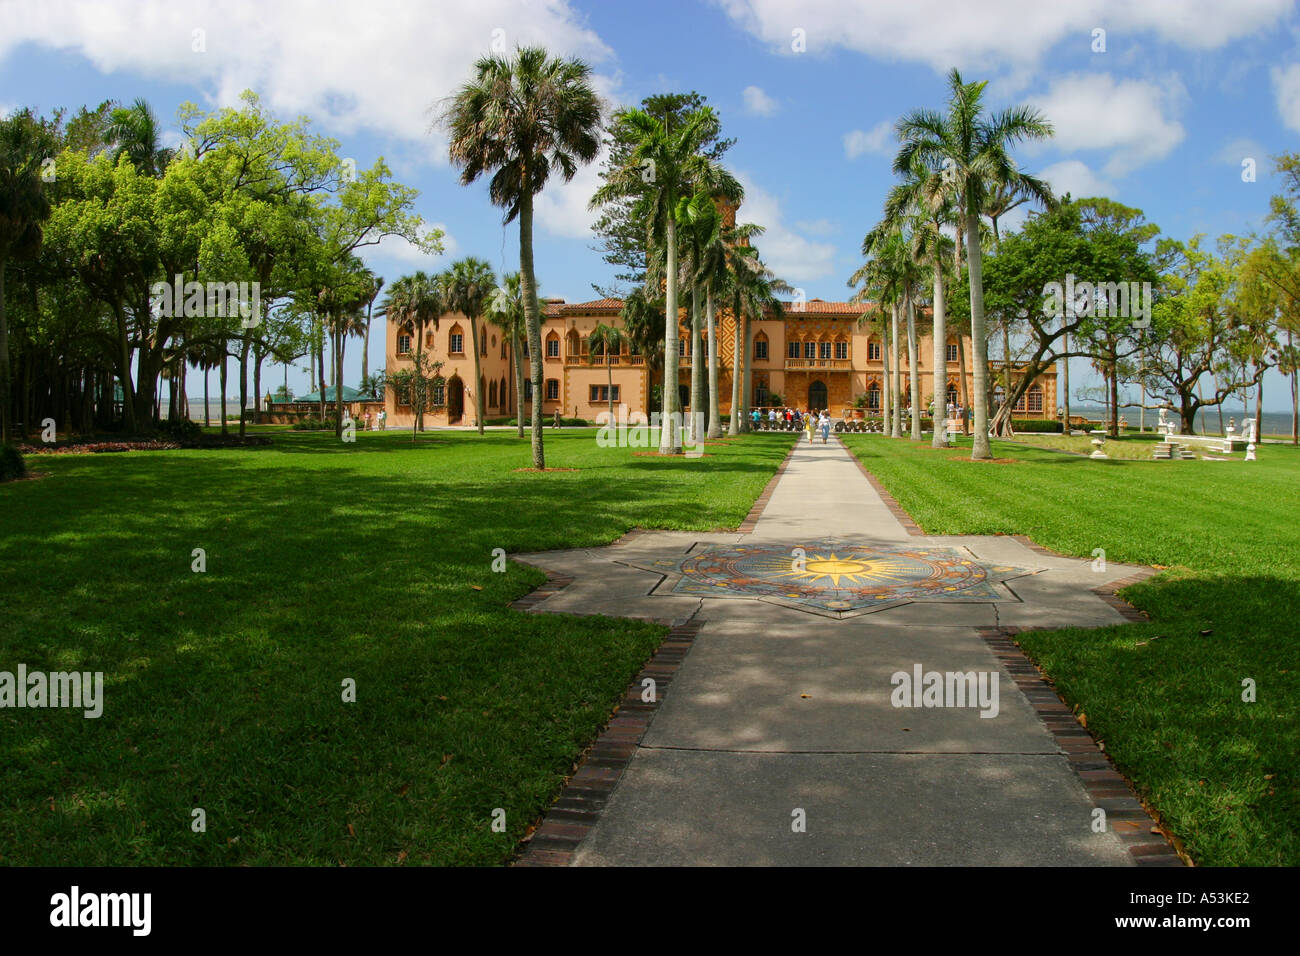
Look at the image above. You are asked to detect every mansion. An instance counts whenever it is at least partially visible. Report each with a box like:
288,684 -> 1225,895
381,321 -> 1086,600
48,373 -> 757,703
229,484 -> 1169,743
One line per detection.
382,297 -> 1060,428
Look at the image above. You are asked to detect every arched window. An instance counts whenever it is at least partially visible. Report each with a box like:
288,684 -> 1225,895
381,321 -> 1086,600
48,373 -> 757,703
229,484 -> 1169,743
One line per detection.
546,331 -> 561,358
566,329 -> 582,360
481,328 -> 488,356
753,331 -> 769,361
489,379 -> 498,407
499,377 -> 508,407
448,324 -> 465,355
501,340 -> 508,359
946,381 -> 959,408
866,380 -> 881,410
833,335 -> 848,361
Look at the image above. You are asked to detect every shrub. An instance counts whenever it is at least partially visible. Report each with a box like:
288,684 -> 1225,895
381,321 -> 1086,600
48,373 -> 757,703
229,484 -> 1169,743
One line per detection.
1012,418 -> 1063,433
0,443 -> 26,481
156,417 -> 202,442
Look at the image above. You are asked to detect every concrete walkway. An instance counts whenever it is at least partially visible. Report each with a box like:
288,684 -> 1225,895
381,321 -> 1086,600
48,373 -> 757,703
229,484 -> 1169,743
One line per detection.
514,434 -> 1151,865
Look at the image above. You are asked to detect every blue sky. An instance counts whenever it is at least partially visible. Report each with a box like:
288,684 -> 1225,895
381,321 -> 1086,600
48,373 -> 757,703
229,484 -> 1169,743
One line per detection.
2,0 -> 1299,407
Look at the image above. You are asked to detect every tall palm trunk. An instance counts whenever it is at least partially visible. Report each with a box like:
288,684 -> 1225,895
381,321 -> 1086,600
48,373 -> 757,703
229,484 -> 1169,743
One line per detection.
880,315 -> 890,431
219,355 -> 229,437
511,328 -> 525,439
906,289 -> 921,440
742,309 -> 755,433
728,297 -> 742,436
203,363 -> 210,427
965,210 -> 992,459
519,191 -> 545,468
706,285 -> 721,438
661,215 -> 681,453
890,301 -> 902,438
931,259 -> 947,448
689,284 -> 704,442
470,315 -> 484,435
1060,327 -> 1070,433
954,218 -> 969,435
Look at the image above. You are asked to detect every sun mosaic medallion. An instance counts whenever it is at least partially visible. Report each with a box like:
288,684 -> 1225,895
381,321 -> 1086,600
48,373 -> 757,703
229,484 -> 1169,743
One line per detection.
669,542 -> 1027,613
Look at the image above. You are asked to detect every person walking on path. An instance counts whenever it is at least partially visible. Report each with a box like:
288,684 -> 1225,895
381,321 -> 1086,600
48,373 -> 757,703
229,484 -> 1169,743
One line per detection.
819,409 -> 831,443
805,410 -> 815,442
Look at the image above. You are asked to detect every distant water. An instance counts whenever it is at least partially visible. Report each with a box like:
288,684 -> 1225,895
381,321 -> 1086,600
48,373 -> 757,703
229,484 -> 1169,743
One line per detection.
1067,404 -> 1296,438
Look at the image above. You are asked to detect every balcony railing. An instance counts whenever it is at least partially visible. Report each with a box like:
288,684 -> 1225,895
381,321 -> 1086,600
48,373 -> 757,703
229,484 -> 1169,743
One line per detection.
564,354 -> 638,366
784,358 -> 852,370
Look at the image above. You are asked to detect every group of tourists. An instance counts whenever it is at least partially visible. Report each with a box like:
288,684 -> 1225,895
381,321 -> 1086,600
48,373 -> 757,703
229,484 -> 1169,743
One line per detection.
750,406 -> 833,443
361,410 -> 386,431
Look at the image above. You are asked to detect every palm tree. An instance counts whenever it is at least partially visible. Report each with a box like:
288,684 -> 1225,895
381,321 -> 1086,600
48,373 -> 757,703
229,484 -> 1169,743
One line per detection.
587,322 -> 624,423
719,222 -> 767,435
446,46 -> 602,468
107,97 -> 174,177
894,69 -> 1054,458
881,152 -> 959,447
592,106 -> 729,453
445,257 -> 497,435
729,241 -> 788,434
382,271 -> 444,440
360,271 -> 383,391
0,112 -> 55,443
863,224 -> 926,439
487,272 -> 540,439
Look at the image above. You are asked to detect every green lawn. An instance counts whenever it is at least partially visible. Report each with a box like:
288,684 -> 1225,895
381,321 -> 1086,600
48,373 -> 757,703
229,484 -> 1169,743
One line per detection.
841,433 -> 1300,866
0,428 -> 795,865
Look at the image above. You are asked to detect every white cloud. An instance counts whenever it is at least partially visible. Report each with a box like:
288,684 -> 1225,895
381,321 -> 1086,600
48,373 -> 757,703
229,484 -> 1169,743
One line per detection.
1214,137 -> 1267,167
1272,64 -> 1300,133
357,225 -> 459,274
1038,159 -> 1115,200
742,84 -> 779,116
843,121 -> 893,160
795,218 -> 837,236
735,172 -> 837,282
1026,73 -> 1186,177
715,0 -> 1290,79
0,0 -> 613,149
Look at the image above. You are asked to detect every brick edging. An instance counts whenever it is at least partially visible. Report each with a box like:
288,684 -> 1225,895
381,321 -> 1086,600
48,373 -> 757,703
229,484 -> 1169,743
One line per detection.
844,455 -> 924,536
737,439 -> 799,533
512,618 -> 704,866
978,626 -> 1188,867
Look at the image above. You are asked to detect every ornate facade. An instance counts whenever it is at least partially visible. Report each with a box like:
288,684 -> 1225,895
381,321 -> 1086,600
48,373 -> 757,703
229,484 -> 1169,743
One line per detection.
383,298 -> 1058,428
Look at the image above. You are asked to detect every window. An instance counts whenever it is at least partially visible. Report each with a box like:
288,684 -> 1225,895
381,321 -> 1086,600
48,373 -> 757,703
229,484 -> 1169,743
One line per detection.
489,380 -> 498,407
868,340 -> 881,361
804,341 -> 816,360
788,341 -> 800,360
397,334 -> 411,355
522,340 -> 529,357
946,384 -> 959,407
946,342 -> 959,363
819,341 -> 832,360
834,341 -> 848,360
754,339 -> 768,361
867,384 -> 881,410
523,379 -> 532,400
546,379 -> 560,401
680,339 -> 687,356
1027,386 -> 1043,413
431,382 -> 446,407
501,341 -> 508,359
449,332 -> 464,354
546,337 -> 560,358
755,383 -> 769,406
589,384 -> 620,403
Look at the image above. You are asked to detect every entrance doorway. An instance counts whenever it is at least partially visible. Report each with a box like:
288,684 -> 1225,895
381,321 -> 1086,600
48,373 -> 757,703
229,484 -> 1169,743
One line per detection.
448,375 -> 464,423
808,380 -> 828,411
